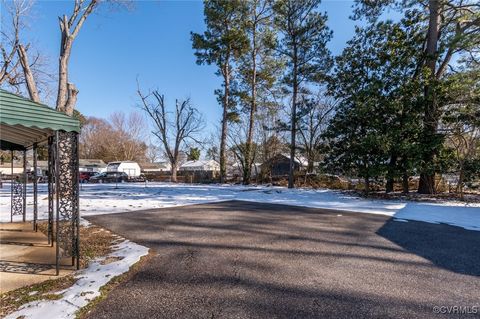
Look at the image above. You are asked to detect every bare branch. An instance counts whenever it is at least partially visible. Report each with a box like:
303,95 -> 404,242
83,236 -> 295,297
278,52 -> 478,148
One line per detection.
137,83 -> 205,182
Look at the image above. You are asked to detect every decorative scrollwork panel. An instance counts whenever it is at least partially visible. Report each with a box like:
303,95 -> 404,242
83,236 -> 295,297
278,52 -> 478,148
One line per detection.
55,131 -> 80,261
11,179 -> 23,218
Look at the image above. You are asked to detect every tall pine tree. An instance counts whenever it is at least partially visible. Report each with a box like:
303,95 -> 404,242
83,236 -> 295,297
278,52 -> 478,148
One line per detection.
192,0 -> 249,183
273,0 -> 332,188
237,0 -> 280,185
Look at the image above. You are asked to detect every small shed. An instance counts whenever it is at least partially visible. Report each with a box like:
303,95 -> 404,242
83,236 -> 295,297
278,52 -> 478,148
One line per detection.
0,89 -> 81,274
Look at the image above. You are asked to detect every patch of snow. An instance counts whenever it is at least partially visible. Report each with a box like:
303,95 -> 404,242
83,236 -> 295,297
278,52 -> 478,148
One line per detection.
1,182 -> 479,231
5,239 -> 149,319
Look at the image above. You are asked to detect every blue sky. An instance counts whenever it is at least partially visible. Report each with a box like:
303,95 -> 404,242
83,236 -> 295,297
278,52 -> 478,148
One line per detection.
21,0 -> 358,134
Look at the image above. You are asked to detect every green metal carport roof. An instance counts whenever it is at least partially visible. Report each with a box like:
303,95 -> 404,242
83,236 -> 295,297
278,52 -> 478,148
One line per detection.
0,89 -> 81,150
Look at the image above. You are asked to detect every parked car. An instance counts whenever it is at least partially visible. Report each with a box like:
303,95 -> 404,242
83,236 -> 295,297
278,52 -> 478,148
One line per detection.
89,171 -> 128,183
106,161 -> 141,178
79,171 -> 97,183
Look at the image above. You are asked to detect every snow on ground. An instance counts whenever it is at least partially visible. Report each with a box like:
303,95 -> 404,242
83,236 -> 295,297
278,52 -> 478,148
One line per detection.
1,182 -> 479,231
5,238 -> 149,319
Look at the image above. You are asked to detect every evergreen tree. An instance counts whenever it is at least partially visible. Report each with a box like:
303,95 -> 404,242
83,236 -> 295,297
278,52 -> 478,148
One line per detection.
191,0 -> 249,183
441,65 -> 480,196
273,0 -> 332,188
188,147 -> 201,161
353,0 -> 480,193
324,18 -> 425,193
236,0 -> 280,185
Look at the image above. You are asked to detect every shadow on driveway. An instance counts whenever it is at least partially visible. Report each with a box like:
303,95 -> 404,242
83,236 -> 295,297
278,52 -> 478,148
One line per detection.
377,218 -> 480,276
85,200 -> 480,319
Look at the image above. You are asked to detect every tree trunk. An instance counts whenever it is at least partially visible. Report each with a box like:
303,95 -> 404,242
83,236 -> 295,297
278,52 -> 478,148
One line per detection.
456,166 -> 464,199
418,174 -> 436,194
385,179 -> 394,193
171,163 -> 178,183
288,45 -> 298,189
219,63 -> 230,184
57,20 -> 73,112
385,154 -> 397,193
402,172 -> 409,194
364,177 -> 370,194
17,45 -> 40,102
244,33 -> 257,186
418,0 -> 441,194
65,82 -> 78,116
307,158 -> 314,173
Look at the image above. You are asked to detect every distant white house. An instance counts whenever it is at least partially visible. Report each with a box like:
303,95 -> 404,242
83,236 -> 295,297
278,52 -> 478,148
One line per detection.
179,160 -> 220,172
106,161 -> 141,177
79,159 -> 106,172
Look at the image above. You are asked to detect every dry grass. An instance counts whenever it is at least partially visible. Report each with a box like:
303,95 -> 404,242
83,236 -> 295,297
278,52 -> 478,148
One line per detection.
0,275 -> 77,317
1,223 -> 120,317
36,222 -> 119,269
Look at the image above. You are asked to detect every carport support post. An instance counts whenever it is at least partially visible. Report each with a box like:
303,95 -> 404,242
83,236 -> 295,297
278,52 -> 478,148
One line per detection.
55,132 -> 60,276
33,143 -> 38,231
47,136 -> 55,246
75,133 -> 80,270
22,150 -> 26,222
10,150 -> 13,223
53,131 -> 81,274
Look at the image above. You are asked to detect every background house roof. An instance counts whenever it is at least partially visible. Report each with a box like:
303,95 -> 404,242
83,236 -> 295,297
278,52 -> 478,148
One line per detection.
180,160 -> 219,169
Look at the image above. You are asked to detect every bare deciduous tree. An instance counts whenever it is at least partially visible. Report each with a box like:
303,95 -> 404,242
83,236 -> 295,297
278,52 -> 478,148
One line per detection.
0,0 -> 28,84
1,0 -> 49,101
137,86 -> 204,182
2,0 -> 131,112
297,93 -> 335,173
109,111 -> 147,161
145,142 -> 162,163
227,114 -> 252,180
79,117 -> 111,159
79,112 -> 148,162
56,0 -> 99,115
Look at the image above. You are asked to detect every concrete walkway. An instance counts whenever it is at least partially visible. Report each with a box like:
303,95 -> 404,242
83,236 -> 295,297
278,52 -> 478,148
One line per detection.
0,223 -> 72,293
85,201 -> 480,319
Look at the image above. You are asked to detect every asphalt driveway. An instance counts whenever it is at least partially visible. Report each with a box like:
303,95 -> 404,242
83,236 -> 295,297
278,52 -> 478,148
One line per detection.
85,200 -> 480,319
